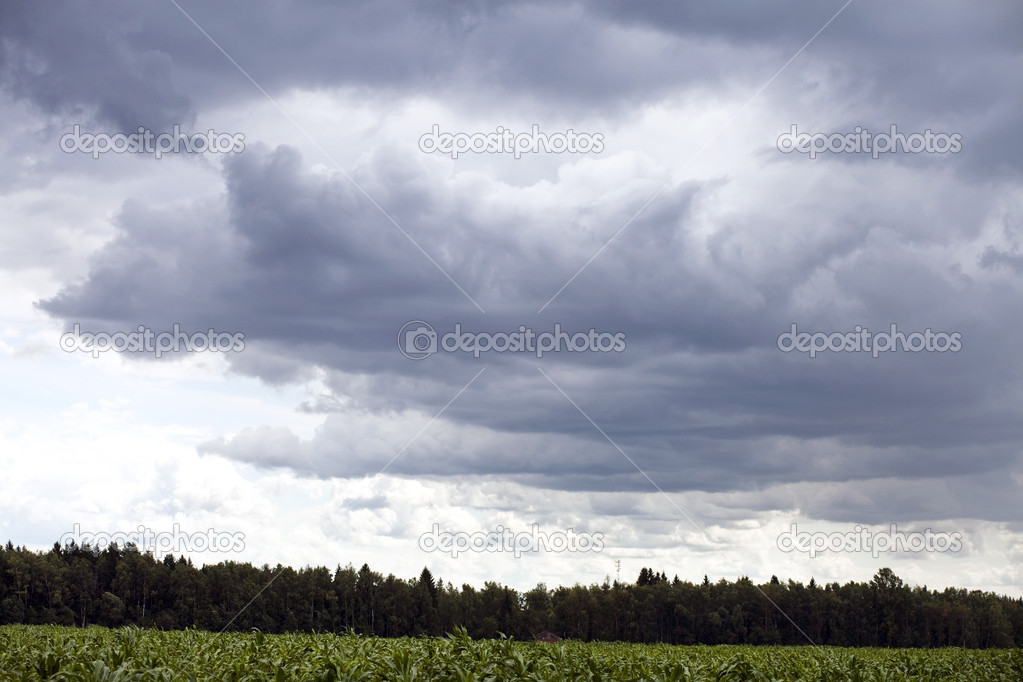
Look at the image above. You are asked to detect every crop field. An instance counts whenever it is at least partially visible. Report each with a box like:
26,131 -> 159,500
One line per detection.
1,625 -> 1021,681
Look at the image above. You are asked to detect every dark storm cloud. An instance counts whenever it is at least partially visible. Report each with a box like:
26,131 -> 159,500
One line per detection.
35,139 -> 1023,519
722,468 -> 1023,526
6,0 -> 1017,168
0,2 -> 194,131
18,1 -> 1023,523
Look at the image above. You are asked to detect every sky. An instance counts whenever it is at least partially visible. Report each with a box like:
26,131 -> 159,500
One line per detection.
1,0 -> 1022,614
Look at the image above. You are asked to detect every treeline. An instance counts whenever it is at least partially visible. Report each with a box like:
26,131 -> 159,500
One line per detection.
1,541 -> 1021,647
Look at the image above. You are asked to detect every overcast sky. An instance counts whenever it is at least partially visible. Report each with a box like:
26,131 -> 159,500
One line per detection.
2,0 -> 1022,612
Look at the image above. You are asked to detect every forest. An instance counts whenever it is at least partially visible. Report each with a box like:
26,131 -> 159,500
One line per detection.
1,540 -> 1020,648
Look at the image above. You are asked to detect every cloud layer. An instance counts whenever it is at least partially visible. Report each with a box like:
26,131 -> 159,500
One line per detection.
2,0 -> 1021,597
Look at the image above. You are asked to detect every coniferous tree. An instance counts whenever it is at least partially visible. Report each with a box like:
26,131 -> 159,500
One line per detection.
1,541 -> 1021,647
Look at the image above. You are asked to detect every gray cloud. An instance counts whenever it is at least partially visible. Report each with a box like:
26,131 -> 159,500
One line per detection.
17,0 -> 1023,527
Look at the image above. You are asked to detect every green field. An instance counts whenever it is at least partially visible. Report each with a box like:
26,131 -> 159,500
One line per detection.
0,625 -> 1018,678
1,625 -> 1021,681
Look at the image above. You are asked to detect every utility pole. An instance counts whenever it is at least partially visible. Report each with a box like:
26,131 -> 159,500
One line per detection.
615,560 -> 621,584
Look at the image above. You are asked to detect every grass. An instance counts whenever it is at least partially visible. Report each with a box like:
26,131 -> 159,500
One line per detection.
1,624 -> 1021,681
